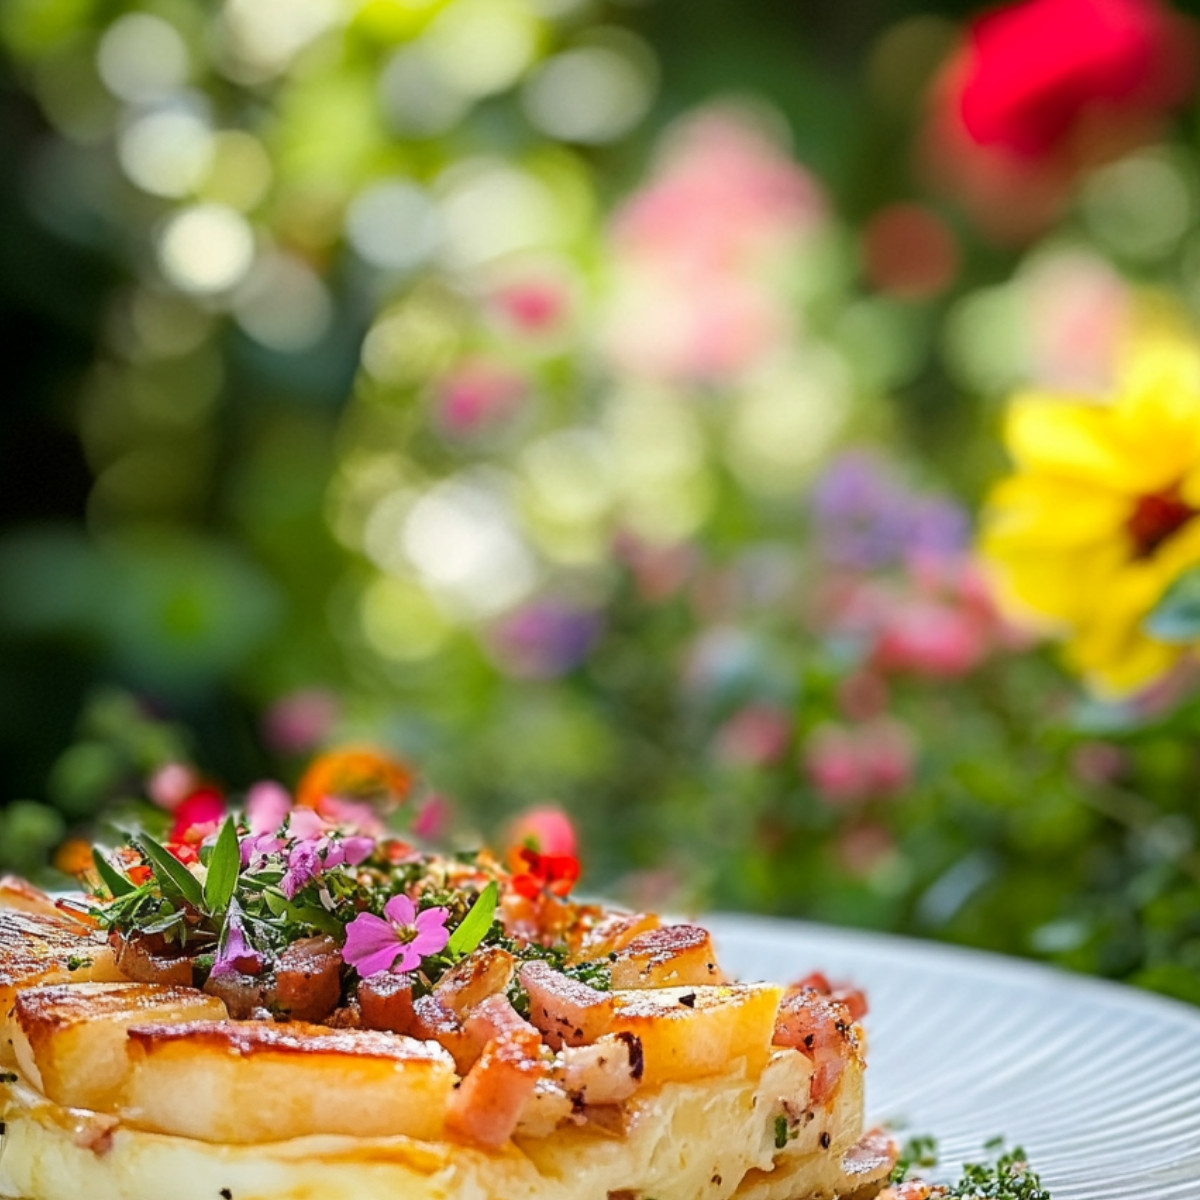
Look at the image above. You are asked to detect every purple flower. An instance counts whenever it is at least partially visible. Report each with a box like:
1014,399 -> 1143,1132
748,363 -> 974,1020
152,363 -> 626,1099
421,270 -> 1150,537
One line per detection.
281,840 -> 321,899
342,895 -> 450,976
209,900 -> 264,979
812,451 -> 968,570
240,831 -> 284,869
490,601 -> 600,679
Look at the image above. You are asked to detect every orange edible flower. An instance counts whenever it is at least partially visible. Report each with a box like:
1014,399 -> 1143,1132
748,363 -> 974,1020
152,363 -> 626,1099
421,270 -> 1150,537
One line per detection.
53,838 -> 94,878
296,746 -> 413,814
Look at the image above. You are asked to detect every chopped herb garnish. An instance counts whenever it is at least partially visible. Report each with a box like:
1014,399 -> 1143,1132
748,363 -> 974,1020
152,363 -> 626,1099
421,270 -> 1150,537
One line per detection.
65,954 -> 93,971
774,1115 -> 788,1149
947,1145 -> 1050,1200
890,1136 -> 1051,1200
891,1133 -> 940,1182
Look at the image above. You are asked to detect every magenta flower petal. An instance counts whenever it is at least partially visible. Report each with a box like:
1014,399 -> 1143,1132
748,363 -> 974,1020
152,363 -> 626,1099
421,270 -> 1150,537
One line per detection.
246,782 -> 292,836
281,841 -> 321,898
392,942 -> 423,972
289,809 -> 328,840
412,907 -> 450,957
343,912 -> 403,975
210,901 -> 264,979
341,836 -> 376,866
383,893 -> 417,927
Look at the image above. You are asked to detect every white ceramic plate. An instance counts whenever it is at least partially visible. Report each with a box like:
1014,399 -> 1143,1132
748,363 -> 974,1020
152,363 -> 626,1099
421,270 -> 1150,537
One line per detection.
706,913 -> 1200,1198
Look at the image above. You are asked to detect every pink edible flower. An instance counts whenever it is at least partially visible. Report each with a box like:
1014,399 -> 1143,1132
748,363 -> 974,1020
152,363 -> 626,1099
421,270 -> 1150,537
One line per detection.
281,841 -> 322,899
209,900 -> 264,979
504,806 -> 578,862
343,895 -> 450,976
246,781 -> 293,835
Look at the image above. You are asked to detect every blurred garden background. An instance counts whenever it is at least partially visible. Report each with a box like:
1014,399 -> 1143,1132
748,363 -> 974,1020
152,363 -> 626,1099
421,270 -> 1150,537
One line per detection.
6,0 -> 1200,1002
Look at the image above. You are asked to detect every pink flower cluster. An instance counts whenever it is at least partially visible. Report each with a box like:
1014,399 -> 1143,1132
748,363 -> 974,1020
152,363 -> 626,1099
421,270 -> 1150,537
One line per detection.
818,559 -> 1017,680
239,782 -> 375,898
603,106 -> 826,383
803,717 -> 917,804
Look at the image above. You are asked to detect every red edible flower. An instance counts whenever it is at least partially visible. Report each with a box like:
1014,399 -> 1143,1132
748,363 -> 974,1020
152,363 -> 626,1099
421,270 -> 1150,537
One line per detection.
168,786 -> 226,844
510,848 -> 581,900
924,0 -> 1198,239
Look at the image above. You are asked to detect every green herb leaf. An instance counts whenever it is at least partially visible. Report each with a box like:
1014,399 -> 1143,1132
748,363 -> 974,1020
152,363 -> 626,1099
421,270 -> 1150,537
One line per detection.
446,881 -> 499,958
890,1134 -> 940,1183
139,909 -> 187,936
91,848 -> 135,898
203,817 -> 241,913
137,833 -> 205,909
947,1144 -> 1050,1200
773,1115 -> 788,1149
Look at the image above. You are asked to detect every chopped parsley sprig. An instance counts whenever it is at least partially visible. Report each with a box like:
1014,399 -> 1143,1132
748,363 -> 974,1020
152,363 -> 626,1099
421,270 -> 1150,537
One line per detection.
888,1136 -> 1051,1200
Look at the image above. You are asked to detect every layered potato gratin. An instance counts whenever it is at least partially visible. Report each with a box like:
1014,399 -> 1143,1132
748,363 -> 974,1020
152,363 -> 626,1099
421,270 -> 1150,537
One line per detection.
0,783 -> 895,1200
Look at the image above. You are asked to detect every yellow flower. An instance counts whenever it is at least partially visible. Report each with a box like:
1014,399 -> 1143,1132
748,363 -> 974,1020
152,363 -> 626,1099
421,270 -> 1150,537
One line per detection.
981,324 -> 1200,695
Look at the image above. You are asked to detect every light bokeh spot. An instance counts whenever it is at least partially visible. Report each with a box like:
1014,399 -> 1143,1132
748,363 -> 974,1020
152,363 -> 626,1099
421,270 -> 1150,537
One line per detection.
523,37 -> 654,144
157,203 -> 256,295
346,178 -> 442,271
423,0 -> 540,99
234,252 -> 333,352
97,13 -> 190,103
118,106 -> 214,198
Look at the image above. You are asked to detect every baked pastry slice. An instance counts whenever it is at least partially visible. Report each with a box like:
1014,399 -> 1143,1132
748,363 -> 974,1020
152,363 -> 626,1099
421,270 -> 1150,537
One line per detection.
0,823 -> 895,1200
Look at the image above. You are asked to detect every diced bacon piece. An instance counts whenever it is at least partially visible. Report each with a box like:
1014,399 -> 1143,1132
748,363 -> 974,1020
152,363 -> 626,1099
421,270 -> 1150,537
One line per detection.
560,1031 -> 643,1106
358,972 -> 417,1033
519,960 -> 614,1050
433,946 -> 515,1019
608,924 -> 725,989
462,993 -> 540,1064
275,936 -> 343,1022
773,987 -> 861,1105
445,1029 -> 545,1149
793,971 -> 869,1021
202,969 -> 272,1019
411,993 -> 477,1074
110,932 -> 194,987
843,1127 -> 900,1186
877,1184 -> 937,1200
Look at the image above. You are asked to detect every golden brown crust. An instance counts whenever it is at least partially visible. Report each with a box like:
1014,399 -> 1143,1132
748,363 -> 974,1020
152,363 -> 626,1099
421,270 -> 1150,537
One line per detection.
609,924 -> 725,988
15,981 -> 221,1029
125,1019 -> 450,1064
0,911 -> 108,988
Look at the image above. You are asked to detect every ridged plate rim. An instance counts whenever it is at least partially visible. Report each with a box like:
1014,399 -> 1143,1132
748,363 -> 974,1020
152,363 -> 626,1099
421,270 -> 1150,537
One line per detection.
705,913 -> 1200,1198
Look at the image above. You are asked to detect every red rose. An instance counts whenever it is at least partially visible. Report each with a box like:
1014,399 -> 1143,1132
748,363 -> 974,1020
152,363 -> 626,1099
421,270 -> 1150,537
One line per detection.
925,0 -> 1197,239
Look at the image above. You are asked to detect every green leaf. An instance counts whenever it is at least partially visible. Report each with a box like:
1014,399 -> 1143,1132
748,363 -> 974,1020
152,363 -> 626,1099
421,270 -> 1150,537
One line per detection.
91,847 -> 135,898
137,833 -> 205,909
446,881 -> 498,958
1146,566 -> 1200,643
140,909 -> 187,936
203,817 -> 241,913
